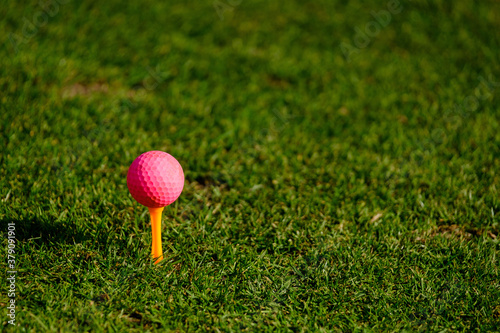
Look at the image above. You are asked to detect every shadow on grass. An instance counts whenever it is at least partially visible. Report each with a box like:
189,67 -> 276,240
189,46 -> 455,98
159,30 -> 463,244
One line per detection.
1,215 -> 91,246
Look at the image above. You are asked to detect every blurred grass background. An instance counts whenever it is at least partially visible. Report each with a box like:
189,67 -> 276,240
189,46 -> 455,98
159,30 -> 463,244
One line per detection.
1,0 -> 499,331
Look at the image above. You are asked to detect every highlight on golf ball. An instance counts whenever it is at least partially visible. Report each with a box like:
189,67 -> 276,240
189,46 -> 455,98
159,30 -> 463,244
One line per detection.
127,150 -> 184,208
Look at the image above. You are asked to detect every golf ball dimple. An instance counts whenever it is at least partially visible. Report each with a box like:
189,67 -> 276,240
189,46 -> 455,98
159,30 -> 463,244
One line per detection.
127,151 -> 184,208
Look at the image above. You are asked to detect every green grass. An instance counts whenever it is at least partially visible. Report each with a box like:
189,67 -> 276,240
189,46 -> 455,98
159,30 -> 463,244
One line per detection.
1,0 -> 500,331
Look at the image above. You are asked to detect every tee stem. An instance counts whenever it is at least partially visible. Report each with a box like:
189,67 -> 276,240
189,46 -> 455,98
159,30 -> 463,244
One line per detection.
148,207 -> 164,264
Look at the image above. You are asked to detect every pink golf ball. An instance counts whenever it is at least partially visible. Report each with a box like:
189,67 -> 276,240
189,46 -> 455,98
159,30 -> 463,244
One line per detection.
127,151 -> 184,208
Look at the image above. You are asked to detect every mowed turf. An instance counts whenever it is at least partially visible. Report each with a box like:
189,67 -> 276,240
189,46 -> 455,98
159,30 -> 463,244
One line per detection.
1,0 -> 499,331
